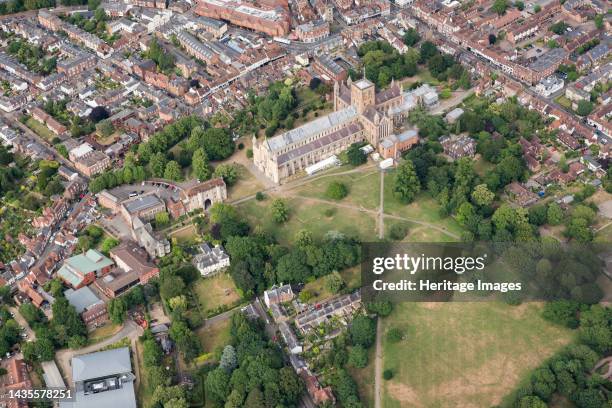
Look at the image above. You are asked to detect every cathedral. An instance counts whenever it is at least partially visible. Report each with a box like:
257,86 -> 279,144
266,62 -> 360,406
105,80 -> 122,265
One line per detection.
252,77 -> 433,184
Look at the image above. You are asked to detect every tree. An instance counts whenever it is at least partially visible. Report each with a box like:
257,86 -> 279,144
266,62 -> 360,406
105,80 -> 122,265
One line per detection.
547,203 -> 563,225
518,396 -> 547,408
107,297 -> 127,324
200,128 -> 234,160
164,160 -> 182,181
528,205 -> 548,226
271,199 -> 289,223
100,237 -> 119,254
191,148 -> 211,181
576,100 -> 593,117
155,211 -> 170,228
219,345 -> 237,372
471,184 -> 495,207
389,222 -> 409,240
325,271 -> 345,293
19,303 -> 44,325
213,164 -> 238,186
402,28 -> 420,46
96,119 -> 114,137
348,345 -> 368,368
294,229 -> 313,247
594,14 -> 603,29
168,295 -> 187,314
350,316 -> 376,348
393,160 -> 421,204
492,0 -> 508,14
143,338 -> 163,367
206,367 -> 231,403
346,143 -> 367,166
278,366 -> 304,405
326,181 -> 348,200
366,301 -> 393,317
160,275 -> 185,300
383,370 -> 394,380
542,300 -> 580,328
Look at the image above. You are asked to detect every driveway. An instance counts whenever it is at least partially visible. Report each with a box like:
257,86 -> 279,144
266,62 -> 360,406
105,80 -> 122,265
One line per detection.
9,307 -> 36,342
55,320 -> 143,384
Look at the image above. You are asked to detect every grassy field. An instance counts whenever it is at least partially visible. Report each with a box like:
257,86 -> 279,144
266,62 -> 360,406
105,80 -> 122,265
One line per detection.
381,302 -> 575,408
555,95 -> 573,110
88,323 -> 121,344
25,117 -> 55,142
301,266 -> 361,303
196,318 -> 232,358
292,169 -> 381,210
225,163 -> 265,201
193,273 -> 241,314
384,221 -> 458,243
168,224 -> 198,243
236,196 -> 378,243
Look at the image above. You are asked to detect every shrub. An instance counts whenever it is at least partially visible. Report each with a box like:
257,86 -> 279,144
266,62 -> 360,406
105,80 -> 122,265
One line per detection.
326,181 -> 348,200
386,327 -> 403,343
389,223 -> 409,240
383,370 -> 393,380
255,191 -> 265,201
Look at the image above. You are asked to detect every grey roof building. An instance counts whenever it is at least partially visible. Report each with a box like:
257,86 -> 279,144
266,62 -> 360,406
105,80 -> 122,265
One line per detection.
64,287 -> 104,314
61,347 -> 136,408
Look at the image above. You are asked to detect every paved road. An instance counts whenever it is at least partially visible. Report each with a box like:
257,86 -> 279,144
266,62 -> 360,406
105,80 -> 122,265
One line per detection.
374,318 -> 383,408
55,320 -> 143,384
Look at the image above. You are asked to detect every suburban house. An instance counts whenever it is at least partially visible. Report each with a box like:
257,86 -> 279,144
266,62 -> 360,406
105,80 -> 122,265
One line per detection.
57,250 -> 114,289
263,284 -> 294,308
192,243 -> 230,276
60,347 -> 136,408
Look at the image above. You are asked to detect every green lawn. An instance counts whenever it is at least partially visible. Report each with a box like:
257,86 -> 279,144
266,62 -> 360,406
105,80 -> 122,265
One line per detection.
292,169 -> 381,210
236,196 -> 378,243
555,95 -> 573,110
383,171 -> 463,238
301,266 -> 361,304
193,273 -> 241,315
381,302 -> 575,408
196,318 -> 232,358
225,163 -> 265,201
168,224 -> 198,243
25,117 -> 55,142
